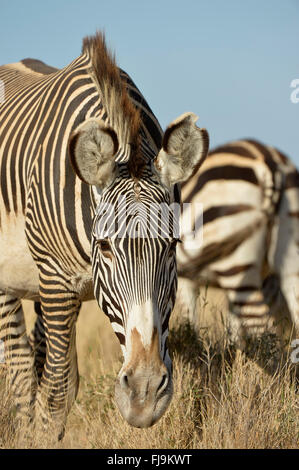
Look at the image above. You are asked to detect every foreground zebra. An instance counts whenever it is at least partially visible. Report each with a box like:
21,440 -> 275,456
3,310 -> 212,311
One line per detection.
177,139 -> 299,347
0,32 -> 209,435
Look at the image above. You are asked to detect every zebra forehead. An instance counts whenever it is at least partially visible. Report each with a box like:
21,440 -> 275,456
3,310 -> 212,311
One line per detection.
93,196 -> 178,240
99,177 -> 170,204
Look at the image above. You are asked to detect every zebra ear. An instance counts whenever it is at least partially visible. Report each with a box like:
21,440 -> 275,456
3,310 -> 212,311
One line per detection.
68,118 -> 119,188
154,112 -> 209,187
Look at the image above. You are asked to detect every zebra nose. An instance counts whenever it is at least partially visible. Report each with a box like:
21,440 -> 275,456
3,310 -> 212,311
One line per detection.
120,367 -> 169,397
115,365 -> 173,428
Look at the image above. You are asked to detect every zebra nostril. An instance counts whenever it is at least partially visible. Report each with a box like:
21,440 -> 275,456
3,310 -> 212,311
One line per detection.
122,373 -> 129,388
157,373 -> 168,394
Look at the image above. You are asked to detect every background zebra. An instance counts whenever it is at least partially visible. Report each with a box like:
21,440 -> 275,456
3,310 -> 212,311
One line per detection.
0,32 -> 209,436
177,139 -> 299,349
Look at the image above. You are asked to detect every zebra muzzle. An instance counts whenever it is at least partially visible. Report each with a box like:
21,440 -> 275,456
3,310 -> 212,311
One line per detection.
114,363 -> 173,428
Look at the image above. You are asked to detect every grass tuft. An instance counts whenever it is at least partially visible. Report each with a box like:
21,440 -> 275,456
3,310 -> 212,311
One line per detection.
0,295 -> 297,448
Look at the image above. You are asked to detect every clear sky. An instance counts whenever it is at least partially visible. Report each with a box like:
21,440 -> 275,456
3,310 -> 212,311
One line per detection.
1,0 -> 298,163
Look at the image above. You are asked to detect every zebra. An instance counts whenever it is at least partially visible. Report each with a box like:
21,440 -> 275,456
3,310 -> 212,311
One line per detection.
176,138 -> 299,349
0,31 -> 209,435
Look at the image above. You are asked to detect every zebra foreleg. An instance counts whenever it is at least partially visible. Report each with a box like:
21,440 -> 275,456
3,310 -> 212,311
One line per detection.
34,278 -> 80,439
177,277 -> 199,330
279,274 -> 299,383
226,287 -> 272,350
279,275 -> 299,339
28,301 -> 46,384
0,292 -> 35,427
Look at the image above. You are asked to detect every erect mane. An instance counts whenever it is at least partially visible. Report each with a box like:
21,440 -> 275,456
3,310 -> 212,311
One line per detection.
82,31 -> 143,176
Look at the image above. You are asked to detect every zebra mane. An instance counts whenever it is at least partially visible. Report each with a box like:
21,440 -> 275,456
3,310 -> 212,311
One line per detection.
82,31 -> 144,177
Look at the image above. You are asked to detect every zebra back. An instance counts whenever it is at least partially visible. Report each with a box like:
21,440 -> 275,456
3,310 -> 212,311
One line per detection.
178,139 -> 299,278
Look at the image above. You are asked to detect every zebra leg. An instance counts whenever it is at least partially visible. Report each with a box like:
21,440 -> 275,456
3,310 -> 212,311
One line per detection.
262,274 -> 293,339
28,302 -> 46,384
177,277 -> 199,329
279,275 -> 299,339
279,275 -> 299,383
226,287 -> 271,350
212,220 -> 271,348
0,292 -> 35,425
34,277 -> 80,438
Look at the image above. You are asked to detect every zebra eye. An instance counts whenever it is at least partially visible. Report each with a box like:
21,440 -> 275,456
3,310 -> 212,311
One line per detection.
98,239 -> 112,256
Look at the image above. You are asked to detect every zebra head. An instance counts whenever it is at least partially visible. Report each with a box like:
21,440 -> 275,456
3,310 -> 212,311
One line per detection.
69,112 -> 208,427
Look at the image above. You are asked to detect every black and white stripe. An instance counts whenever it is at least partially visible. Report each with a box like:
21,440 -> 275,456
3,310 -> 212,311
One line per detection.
177,139 -> 299,343
0,32 -> 209,433
91,171 -> 178,357
0,35 -> 169,430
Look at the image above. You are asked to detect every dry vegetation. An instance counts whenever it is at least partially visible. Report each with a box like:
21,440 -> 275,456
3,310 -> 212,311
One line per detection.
0,287 -> 298,449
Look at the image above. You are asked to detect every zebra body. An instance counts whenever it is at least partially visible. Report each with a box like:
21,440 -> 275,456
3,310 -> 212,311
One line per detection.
0,56 -> 94,300
177,139 -> 299,344
0,33 -> 209,434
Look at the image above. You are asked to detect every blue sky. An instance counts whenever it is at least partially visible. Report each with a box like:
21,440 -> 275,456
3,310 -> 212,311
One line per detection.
1,0 -> 298,163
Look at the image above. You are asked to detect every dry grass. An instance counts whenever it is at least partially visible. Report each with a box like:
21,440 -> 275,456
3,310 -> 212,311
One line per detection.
0,288 -> 298,449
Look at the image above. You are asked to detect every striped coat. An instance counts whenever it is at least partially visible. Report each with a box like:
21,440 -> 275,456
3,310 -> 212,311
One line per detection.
0,32 -> 209,435
177,139 -> 299,345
